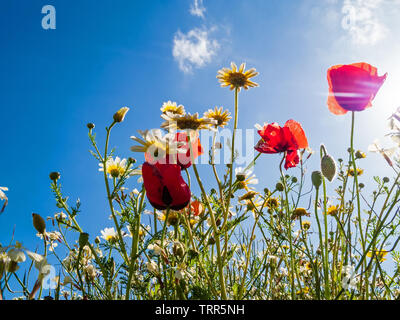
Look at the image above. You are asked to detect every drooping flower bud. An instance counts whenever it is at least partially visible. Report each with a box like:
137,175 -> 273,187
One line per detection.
321,154 -> 336,182
32,213 -> 46,234
113,107 -> 130,123
311,171 -> 322,189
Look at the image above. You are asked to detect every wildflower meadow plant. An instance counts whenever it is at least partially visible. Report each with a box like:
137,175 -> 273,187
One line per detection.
3,61 -> 400,301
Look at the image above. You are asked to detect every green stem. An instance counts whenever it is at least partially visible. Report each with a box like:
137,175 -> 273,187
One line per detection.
103,121 -> 129,264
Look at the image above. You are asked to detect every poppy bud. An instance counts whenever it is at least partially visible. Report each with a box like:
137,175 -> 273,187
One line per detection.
275,182 -> 284,192
49,172 -> 61,181
321,154 -> 336,182
383,177 -> 390,183
32,213 -> 46,234
311,171 -> 322,189
113,107 -> 129,123
79,232 -> 89,248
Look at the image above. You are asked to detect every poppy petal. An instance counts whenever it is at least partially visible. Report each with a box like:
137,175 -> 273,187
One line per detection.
142,162 -> 191,210
285,150 -> 300,170
327,63 -> 387,113
284,120 -> 309,149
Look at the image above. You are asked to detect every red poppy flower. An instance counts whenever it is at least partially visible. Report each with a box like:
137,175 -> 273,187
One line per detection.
142,162 -> 191,210
327,62 -> 387,115
255,120 -> 308,169
189,200 -> 204,216
163,132 -> 203,170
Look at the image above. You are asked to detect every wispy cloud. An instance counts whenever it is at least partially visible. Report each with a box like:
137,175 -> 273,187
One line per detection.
172,28 -> 219,73
340,0 -> 388,45
190,0 -> 206,18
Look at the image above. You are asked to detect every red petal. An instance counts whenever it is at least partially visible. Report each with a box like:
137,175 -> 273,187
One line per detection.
284,120 -> 308,149
142,162 -> 167,210
285,150 -> 300,170
327,63 -> 387,113
142,162 -> 191,210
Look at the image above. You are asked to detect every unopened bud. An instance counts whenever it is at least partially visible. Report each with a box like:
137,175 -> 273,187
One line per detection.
32,213 -> 46,234
86,123 -> 95,130
49,172 -> 60,181
311,171 -> 322,189
321,154 -> 336,182
79,232 -> 89,248
113,107 -> 129,123
275,182 -> 284,192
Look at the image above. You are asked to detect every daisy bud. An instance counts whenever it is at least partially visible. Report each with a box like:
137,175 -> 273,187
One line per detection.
49,172 -> 61,181
79,232 -> 89,248
275,182 -> 284,192
113,107 -> 129,123
383,177 -> 390,183
32,213 -> 46,234
86,123 -> 95,130
311,171 -> 322,189
95,236 -> 101,244
321,155 -> 336,182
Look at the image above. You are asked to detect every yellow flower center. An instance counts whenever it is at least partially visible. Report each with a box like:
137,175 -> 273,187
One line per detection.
227,72 -> 248,87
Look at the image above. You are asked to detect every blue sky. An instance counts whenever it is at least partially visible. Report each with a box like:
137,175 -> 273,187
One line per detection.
1,0 -> 400,271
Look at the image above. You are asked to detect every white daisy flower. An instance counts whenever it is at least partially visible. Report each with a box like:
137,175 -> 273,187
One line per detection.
99,157 -> 131,179
342,265 -> 357,291
235,167 -> 258,190
100,227 -> 118,242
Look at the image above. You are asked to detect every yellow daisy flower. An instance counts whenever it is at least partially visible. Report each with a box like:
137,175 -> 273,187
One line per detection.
266,197 -> 280,210
238,191 -> 258,202
217,62 -> 259,91
326,205 -> 340,216
347,168 -> 364,177
366,250 -> 389,262
161,112 -> 217,131
291,207 -> 310,220
302,220 -> 311,230
160,101 -> 185,116
203,107 -> 232,128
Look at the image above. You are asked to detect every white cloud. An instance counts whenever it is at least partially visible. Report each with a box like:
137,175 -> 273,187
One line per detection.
341,0 -> 388,45
172,28 -> 219,73
190,0 -> 206,18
